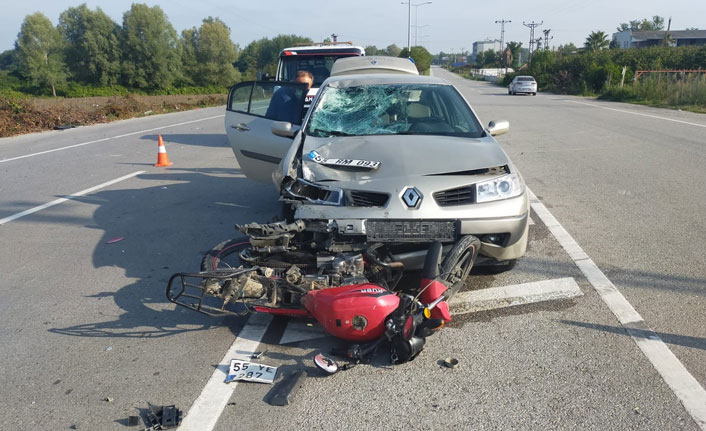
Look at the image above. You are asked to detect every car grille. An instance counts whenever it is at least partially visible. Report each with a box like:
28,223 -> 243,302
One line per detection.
366,220 -> 458,242
433,186 -> 475,206
347,191 -> 389,207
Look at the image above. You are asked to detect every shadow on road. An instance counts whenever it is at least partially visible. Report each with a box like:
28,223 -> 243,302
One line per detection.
141,133 -> 228,148
49,168 -> 280,339
561,319 -> 706,351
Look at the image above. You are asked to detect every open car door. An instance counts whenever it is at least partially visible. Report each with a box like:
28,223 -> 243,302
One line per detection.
225,81 -> 308,183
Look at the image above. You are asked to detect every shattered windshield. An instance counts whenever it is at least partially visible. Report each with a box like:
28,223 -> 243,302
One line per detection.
305,83 -> 484,138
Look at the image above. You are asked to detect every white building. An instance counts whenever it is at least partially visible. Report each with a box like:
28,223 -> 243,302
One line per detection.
612,29 -> 706,49
471,39 -> 501,61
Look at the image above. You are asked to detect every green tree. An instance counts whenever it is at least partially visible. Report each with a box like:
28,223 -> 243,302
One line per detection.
180,17 -> 240,86
506,41 -> 522,67
120,4 -> 181,89
15,12 -> 66,96
617,16 -> 665,32
235,34 -> 312,79
365,45 -> 379,56
58,4 -> 121,85
385,44 -> 402,57
180,27 -> 198,84
0,49 -> 17,72
399,46 -> 432,74
556,43 -> 578,55
585,31 -> 609,52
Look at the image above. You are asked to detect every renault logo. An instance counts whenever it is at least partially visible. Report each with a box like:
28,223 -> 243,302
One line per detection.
402,187 -> 422,208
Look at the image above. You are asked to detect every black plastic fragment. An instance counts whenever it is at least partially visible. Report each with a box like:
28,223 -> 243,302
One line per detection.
267,369 -> 305,406
160,405 -> 182,428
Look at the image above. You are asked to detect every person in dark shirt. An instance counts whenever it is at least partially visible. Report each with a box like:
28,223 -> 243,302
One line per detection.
265,70 -> 313,124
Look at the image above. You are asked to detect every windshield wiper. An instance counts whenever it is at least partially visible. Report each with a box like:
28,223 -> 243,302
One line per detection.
313,129 -> 353,137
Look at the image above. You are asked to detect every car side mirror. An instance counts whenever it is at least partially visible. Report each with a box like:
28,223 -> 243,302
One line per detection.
487,120 -> 509,136
272,121 -> 297,138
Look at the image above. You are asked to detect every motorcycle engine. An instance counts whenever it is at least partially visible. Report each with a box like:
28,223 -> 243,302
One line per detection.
284,252 -> 367,290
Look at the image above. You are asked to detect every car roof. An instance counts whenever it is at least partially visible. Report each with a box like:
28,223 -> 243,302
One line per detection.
323,73 -> 448,88
330,56 -> 419,76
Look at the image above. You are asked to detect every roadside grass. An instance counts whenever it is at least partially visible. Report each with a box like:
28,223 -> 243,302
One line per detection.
449,67 -> 705,113
0,93 -> 226,138
599,74 -> 706,114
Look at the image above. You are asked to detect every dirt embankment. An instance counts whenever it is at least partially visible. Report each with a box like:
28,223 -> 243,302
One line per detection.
0,94 -> 226,138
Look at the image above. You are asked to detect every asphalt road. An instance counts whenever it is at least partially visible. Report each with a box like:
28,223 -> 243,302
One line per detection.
0,70 -> 704,430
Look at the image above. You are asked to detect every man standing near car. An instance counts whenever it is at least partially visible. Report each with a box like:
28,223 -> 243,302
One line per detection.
265,70 -> 313,124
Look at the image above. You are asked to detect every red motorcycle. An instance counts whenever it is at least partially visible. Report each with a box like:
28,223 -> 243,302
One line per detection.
167,220 -> 479,363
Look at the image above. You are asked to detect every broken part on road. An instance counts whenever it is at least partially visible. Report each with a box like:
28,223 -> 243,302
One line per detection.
167,219 -> 481,364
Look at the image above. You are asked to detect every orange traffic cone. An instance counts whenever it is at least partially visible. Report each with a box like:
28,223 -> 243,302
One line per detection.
154,134 -> 173,167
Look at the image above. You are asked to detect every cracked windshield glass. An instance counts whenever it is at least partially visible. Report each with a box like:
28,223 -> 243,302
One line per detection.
306,84 -> 483,138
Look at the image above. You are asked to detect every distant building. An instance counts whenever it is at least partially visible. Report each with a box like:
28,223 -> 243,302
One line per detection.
471,39 -> 501,61
612,29 -> 706,49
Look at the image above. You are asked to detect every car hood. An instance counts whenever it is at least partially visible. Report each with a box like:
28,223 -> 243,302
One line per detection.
301,134 -> 509,182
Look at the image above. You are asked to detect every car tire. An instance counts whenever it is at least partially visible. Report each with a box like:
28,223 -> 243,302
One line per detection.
533,92 -> 537,96
475,258 -> 517,275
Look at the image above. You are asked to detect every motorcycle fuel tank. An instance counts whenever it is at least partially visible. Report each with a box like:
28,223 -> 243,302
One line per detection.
301,284 -> 400,341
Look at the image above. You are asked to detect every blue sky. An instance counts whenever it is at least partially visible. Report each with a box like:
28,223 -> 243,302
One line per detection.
2,0 -> 704,54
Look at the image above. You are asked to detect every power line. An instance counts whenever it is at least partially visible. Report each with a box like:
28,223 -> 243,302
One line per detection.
494,19 -> 511,53
543,29 -> 553,50
523,20 -> 543,65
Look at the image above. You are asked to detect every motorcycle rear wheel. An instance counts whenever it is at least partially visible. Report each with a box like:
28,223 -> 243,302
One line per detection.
201,237 -> 252,271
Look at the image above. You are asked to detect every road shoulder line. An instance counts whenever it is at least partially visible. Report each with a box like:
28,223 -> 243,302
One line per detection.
0,171 -> 145,226
449,277 -> 582,315
564,100 -> 706,129
0,114 -> 225,164
178,313 -> 272,431
528,188 -> 706,430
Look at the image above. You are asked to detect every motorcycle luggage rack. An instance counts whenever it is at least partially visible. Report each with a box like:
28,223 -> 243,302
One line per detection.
166,269 -> 257,317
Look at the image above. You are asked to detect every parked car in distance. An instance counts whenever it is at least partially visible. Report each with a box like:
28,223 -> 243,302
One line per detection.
225,57 -> 529,271
508,76 -> 537,95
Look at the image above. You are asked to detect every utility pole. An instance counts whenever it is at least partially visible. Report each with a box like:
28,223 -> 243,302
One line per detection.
495,19 -> 511,54
523,21 -> 542,66
543,29 -> 552,50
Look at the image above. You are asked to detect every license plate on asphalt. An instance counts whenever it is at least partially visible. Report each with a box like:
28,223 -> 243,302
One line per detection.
225,360 -> 278,384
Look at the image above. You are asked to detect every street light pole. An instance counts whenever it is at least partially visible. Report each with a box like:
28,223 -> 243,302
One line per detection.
401,1 -> 432,53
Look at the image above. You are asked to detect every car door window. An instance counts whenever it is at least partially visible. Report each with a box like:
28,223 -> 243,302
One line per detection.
227,81 -> 308,125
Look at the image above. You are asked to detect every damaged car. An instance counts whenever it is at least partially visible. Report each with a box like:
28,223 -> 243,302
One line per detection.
224,56 -> 529,272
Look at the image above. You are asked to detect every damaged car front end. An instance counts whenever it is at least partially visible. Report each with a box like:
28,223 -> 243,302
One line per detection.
274,76 -> 529,269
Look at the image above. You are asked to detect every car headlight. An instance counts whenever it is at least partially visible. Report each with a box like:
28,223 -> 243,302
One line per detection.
475,173 -> 524,203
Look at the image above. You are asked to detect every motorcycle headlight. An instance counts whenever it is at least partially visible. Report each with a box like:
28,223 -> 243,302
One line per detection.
475,173 -> 524,203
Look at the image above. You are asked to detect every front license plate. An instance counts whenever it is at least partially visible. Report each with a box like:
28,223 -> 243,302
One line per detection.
366,219 -> 458,242
225,360 -> 278,384
307,150 -> 380,170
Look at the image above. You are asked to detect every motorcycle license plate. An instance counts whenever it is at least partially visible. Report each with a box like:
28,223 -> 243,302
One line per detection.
225,360 -> 278,384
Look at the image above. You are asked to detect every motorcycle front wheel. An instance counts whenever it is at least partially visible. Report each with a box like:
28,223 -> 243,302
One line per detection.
439,235 -> 481,299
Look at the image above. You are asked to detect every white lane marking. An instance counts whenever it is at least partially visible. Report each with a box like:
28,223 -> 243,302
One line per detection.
280,321 -> 327,344
0,171 -> 145,226
179,313 -> 272,431
565,100 -> 706,129
449,277 -> 582,315
528,188 -> 706,430
0,114 -> 225,163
